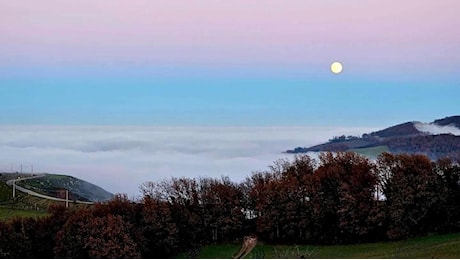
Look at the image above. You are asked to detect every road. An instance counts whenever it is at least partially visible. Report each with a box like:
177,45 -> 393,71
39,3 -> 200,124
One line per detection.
6,174 -> 94,205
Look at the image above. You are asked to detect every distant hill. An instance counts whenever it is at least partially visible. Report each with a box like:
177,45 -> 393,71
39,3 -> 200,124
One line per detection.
286,115 -> 460,160
370,121 -> 421,138
1,173 -> 113,202
433,116 -> 460,128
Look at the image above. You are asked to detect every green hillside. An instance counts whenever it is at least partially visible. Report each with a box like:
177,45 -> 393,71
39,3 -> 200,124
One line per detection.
16,174 -> 113,202
0,173 -> 108,220
350,145 -> 389,158
0,180 -> 50,220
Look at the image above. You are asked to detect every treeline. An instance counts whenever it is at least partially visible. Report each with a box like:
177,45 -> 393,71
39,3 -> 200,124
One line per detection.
328,135 -> 360,142
386,134 -> 460,159
1,152 -> 460,258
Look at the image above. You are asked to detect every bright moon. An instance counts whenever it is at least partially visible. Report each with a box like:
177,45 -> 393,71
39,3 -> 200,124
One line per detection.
330,61 -> 343,74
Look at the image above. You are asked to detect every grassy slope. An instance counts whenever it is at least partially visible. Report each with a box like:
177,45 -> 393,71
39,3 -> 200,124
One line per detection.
349,145 -> 389,158
19,174 -> 113,202
0,177 -> 76,221
194,233 -> 460,258
0,207 -> 48,220
0,178 -> 47,220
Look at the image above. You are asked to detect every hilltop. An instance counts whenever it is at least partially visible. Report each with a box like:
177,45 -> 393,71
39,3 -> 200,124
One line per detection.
433,116 -> 460,128
286,115 -> 460,160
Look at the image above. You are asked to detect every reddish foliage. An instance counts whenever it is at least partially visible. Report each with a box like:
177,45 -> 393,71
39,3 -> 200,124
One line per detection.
3,151 -> 460,257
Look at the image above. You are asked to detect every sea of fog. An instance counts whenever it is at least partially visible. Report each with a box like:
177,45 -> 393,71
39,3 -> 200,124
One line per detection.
0,126 -> 379,198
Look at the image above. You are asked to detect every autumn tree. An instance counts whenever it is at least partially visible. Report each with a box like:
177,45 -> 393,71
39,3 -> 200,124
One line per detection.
0,218 -> 40,258
378,153 -> 443,240
84,214 -> 140,258
248,169 -> 282,241
247,156 -> 317,243
141,177 -> 204,257
434,157 -> 460,231
54,208 -> 140,258
198,176 -> 245,242
139,196 -> 179,258
277,155 -> 316,243
54,208 -> 94,258
311,152 -> 380,243
0,220 -> 16,258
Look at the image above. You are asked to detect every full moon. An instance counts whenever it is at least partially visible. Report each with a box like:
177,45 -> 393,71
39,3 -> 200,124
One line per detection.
330,61 -> 343,74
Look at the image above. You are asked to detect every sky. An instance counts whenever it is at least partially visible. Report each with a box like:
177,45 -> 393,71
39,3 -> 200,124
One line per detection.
1,0 -> 459,127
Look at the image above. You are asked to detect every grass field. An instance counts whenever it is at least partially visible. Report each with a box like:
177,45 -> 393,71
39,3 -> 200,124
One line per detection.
350,145 -> 389,158
0,178 -> 77,220
0,207 -> 48,221
193,232 -> 460,258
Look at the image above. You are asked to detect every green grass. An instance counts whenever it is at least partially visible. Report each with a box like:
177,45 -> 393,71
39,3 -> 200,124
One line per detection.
193,233 -> 460,258
0,207 -> 48,221
43,174 -> 68,180
0,178 -> 78,219
0,181 -> 13,201
350,145 -> 389,158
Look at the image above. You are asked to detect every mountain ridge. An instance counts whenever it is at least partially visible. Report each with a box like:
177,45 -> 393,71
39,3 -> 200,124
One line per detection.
286,115 -> 460,160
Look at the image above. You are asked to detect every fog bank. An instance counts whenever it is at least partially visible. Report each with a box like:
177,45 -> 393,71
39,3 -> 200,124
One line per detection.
0,126 -> 377,198
414,122 -> 460,136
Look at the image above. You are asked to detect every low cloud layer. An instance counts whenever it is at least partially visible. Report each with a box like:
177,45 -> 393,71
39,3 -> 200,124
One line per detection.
414,122 -> 460,136
0,125 -> 376,198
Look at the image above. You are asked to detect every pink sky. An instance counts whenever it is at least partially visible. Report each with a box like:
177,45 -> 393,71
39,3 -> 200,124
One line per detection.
1,0 -> 459,72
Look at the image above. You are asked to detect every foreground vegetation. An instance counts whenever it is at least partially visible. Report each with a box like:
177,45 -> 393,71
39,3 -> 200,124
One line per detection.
0,151 -> 459,258
0,207 -> 48,220
195,232 -> 460,258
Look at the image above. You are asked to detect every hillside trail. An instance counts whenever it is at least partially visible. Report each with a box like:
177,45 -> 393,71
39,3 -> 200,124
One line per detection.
233,235 -> 257,259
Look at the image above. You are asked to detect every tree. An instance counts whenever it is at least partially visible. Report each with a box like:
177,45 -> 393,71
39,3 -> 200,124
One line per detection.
278,155 -> 316,243
54,208 -> 140,258
434,157 -> 460,231
198,176 -> 245,242
0,221 -> 15,258
54,208 -> 93,258
248,156 -> 317,243
312,152 -> 380,243
84,215 -> 140,258
140,178 -> 204,256
378,153 -> 443,239
139,196 -> 179,258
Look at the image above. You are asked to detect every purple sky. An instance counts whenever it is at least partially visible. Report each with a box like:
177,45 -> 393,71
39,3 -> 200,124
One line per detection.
2,1 -> 459,74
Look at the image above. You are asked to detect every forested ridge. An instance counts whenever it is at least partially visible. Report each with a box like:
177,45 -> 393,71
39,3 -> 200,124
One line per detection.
1,151 -> 460,258
287,116 -> 460,160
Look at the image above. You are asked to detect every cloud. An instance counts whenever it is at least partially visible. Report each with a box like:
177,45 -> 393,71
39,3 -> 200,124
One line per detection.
0,125 -> 377,198
414,122 -> 460,136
